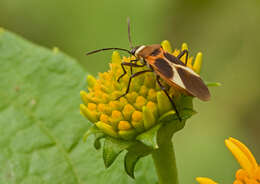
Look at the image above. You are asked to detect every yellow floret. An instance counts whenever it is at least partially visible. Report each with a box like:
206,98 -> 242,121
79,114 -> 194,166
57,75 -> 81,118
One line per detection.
122,104 -> 135,120
139,85 -> 148,96
126,92 -> 138,104
118,121 -> 132,130
100,114 -> 109,124
87,103 -> 97,111
147,89 -> 157,102
134,96 -> 147,111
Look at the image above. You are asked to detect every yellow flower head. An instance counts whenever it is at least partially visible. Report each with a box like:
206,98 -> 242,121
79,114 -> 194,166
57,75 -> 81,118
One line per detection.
225,137 -> 260,184
196,137 -> 260,184
80,40 -> 203,140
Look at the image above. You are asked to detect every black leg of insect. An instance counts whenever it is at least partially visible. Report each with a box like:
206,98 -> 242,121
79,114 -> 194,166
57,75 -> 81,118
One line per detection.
117,61 -> 146,82
129,59 -> 139,74
156,75 -> 182,121
177,49 -> 189,66
116,68 -> 153,100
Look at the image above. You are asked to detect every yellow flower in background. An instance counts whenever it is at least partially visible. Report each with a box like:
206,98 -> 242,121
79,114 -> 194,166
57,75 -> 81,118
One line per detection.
80,40 -> 202,140
196,137 -> 260,184
196,177 -> 218,184
226,137 -> 260,184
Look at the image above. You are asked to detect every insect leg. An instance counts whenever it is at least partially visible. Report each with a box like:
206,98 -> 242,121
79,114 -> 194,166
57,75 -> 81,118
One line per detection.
130,59 -> 139,74
177,49 -> 189,66
116,69 -> 153,100
117,61 -> 146,82
156,75 -> 182,121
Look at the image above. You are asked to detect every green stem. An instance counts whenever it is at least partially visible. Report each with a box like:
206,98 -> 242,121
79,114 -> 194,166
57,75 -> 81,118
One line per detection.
152,122 -> 180,184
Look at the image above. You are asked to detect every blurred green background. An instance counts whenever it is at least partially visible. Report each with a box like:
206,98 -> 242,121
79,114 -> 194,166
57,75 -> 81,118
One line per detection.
1,0 -> 259,183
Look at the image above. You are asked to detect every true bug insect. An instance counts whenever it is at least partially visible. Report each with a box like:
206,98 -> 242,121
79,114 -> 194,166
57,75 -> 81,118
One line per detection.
86,18 -> 210,121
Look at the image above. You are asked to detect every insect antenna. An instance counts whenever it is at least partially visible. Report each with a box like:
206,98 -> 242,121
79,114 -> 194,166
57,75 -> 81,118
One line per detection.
86,47 -> 131,55
127,17 -> 133,49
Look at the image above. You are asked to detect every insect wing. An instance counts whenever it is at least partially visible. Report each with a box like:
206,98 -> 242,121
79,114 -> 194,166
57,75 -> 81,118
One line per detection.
152,55 -> 210,101
174,65 -> 210,101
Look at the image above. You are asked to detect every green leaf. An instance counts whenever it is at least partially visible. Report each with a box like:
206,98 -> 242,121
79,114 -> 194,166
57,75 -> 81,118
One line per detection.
103,137 -> 134,168
0,30 -> 157,184
0,29 -> 88,184
124,143 -> 151,178
136,123 -> 162,149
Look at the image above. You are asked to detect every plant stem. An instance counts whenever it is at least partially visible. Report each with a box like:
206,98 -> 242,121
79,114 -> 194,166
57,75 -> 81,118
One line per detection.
152,122 -> 180,184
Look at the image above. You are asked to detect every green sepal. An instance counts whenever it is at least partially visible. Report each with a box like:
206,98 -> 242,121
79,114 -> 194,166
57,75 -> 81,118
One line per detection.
159,109 -> 197,123
136,123 -> 162,149
178,95 -> 193,110
180,109 -> 197,120
94,133 -> 105,150
158,110 -> 176,123
83,125 -> 105,150
124,152 -> 140,179
124,143 -> 151,178
205,81 -> 221,87
142,106 -> 156,129
103,137 -> 134,168
83,125 -> 102,142
119,129 -> 138,140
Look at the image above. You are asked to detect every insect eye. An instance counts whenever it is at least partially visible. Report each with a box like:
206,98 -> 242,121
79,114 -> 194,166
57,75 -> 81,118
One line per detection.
130,49 -> 136,55
131,46 -> 141,55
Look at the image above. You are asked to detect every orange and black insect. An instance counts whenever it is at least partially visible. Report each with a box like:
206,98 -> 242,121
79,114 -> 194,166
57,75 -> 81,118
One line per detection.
86,18 -> 210,121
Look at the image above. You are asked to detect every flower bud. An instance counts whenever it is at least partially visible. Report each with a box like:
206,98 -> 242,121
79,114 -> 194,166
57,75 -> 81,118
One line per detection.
134,96 -> 147,111
142,106 -> 156,129
157,92 -> 172,115
80,90 -> 89,105
131,111 -> 144,132
80,104 -> 98,123
161,40 -> 172,53
111,51 -> 121,64
109,110 -> 123,129
193,52 -> 203,74
95,121 -> 118,138
87,75 -> 96,89
118,121 -> 132,130
122,104 -> 135,120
